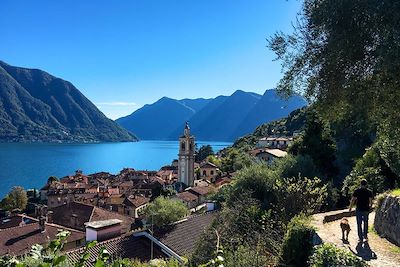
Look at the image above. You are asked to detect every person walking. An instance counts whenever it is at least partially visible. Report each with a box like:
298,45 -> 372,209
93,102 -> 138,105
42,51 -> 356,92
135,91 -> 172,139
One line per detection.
349,179 -> 373,242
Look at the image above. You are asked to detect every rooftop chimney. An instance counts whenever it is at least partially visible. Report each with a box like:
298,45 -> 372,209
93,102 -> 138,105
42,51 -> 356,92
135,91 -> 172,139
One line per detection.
46,211 -> 53,224
85,219 -> 122,242
39,216 -> 46,232
71,214 -> 78,228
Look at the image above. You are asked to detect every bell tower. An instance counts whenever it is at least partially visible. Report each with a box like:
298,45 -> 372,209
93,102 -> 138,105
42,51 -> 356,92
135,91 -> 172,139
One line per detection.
178,122 -> 195,187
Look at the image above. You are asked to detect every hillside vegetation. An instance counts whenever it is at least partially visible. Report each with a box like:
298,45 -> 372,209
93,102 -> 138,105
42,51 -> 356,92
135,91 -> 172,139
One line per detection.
0,61 -> 136,143
117,89 -> 306,141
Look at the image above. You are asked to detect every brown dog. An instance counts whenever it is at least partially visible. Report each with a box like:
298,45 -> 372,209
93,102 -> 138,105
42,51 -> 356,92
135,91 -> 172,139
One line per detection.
340,218 -> 351,241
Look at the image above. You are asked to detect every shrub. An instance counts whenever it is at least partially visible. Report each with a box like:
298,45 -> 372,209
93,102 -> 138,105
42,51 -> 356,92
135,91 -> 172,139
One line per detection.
274,176 -> 328,223
342,145 -> 397,197
309,243 -> 367,267
233,163 -> 278,209
273,154 -> 320,181
279,215 -> 315,267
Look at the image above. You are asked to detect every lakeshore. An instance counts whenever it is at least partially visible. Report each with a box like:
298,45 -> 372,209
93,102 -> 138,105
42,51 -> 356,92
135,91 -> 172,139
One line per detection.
0,140 -> 231,197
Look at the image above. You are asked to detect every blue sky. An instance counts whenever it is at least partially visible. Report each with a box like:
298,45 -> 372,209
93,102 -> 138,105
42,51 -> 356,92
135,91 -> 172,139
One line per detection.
0,0 -> 301,119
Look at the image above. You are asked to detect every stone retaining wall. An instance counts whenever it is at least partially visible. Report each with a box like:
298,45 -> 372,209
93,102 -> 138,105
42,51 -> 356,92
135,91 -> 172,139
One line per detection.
374,195 -> 400,246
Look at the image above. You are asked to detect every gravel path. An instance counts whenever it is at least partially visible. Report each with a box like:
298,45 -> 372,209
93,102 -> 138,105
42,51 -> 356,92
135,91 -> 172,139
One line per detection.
312,210 -> 400,267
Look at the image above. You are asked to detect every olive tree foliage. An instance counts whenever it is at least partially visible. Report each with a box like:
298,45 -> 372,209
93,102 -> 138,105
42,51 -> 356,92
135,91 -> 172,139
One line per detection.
143,196 -> 188,229
342,144 -> 399,197
219,147 -> 253,173
269,0 -> 400,192
191,191 -> 281,266
269,0 -> 400,127
192,161 -> 328,265
0,186 -> 28,211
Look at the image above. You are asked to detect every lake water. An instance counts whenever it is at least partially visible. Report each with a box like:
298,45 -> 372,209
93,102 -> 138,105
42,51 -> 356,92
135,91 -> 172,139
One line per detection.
0,140 -> 231,197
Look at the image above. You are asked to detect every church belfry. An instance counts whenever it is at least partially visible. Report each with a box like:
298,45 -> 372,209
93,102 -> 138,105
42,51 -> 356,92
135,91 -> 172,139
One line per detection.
178,122 -> 195,187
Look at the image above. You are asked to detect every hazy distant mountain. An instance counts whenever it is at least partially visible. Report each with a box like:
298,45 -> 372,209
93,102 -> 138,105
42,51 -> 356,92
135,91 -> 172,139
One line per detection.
0,61 -> 136,142
173,90 -> 262,141
117,97 -> 212,140
117,89 -> 307,141
232,89 -> 307,140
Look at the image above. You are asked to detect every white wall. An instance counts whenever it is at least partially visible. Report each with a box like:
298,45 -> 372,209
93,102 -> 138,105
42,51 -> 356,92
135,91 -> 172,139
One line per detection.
86,228 -> 98,242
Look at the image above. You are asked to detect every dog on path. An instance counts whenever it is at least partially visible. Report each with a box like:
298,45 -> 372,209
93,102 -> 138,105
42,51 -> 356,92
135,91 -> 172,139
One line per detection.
340,218 -> 351,242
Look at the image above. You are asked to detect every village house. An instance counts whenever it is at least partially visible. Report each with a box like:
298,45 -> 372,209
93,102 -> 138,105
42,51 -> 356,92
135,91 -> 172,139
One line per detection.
107,185 -> 120,195
88,172 -> 114,185
199,162 -> 219,182
121,195 -> 150,218
0,214 -> 35,229
157,170 -> 174,182
254,148 -> 288,164
187,186 -> 212,204
0,215 -> 85,256
256,136 -> 293,150
67,233 -> 170,266
193,179 -> 210,187
117,180 -> 134,194
174,191 -> 198,209
49,201 -> 134,233
105,194 -> 125,212
85,184 -> 99,194
66,211 -> 218,266
174,186 -> 213,210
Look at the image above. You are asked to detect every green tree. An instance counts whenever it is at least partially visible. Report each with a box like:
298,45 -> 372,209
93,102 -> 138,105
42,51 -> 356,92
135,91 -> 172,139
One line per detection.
342,145 -> 398,197
269,0 -> 400,125
143,196 -> 188,229
191,192 -> 280,266
289,110 -> 337,181
196,145 -> 214,162
1,186 -> 28,211
206,155 -> 221,168
220,147 -> 253,173
273,154 -> 320,181
274,176 -> 328,223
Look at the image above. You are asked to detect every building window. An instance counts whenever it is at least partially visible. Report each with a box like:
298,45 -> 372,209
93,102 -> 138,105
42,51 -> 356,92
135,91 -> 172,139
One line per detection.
181,142 -> 185,150
203,170 -> 207,176
210,170 -> 214,175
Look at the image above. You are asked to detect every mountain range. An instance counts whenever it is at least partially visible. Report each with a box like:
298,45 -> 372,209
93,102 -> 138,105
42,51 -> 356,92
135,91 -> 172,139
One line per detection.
0,61 -> 136,142
117,89 -> 307,141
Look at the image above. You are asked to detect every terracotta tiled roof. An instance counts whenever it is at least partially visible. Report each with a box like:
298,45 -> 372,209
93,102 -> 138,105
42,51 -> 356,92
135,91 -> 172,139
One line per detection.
119,181 -> 134,187
188,186 -> 211,196
66,234 -> 168,266
123,195 -> 150,208
249,148 -> 264,156
157,170 -> 174,176
214,177 -> 232,187
0,223 -> 84,256
90,207 -> 134,234
175,191 -> 198,202
199,162 -> 218,169
50,202 -> 134,233
258,148 -> 288,158
154,212 -> 218,256
0,215 -> 36,229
